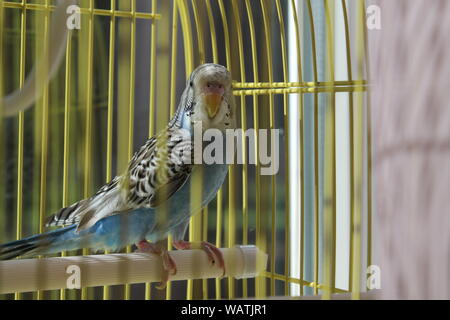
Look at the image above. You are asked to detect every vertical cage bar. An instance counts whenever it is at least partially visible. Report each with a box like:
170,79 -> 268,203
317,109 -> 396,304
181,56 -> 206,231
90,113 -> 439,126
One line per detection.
0,0 -> 4,270
289,0 -> 305,296
167,0 -> 177,300
124,0 -> 137,300
275,0 -> 290,296
259,0 -> 276,297
36,0 -> 50,300
231,0 -> 249,298
216,0 -> 236,300
14,0 -> 27,300
146,0 -> 157,300
177,0 -> 196,300
102,0 -> 116,301
60,28 -> 73,301
116,0 -> 131,300
191,0 -> 205,65
80,0 -> 94,300
322,0 -> 336,298
191,0 -> 209,299
306,0 -> 320,296
201,206 -> 208,299
204,0 -> 222,299
166,0 -> 179,299
205,0 -> 218,63
341,0 -> 355,294
244,0 -> 263,298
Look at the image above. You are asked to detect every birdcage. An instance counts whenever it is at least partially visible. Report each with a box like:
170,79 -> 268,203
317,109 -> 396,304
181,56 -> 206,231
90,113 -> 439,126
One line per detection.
0,0 -> 371,300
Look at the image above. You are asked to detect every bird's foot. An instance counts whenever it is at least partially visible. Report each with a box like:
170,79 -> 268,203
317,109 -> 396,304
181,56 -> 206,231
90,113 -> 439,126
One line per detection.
136,240 -> 177,289
172,240 -> 226,277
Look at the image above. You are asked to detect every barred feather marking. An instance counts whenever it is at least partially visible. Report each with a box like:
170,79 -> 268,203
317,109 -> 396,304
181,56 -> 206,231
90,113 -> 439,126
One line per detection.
45,176 -> 120,227
125,127 -> 193,208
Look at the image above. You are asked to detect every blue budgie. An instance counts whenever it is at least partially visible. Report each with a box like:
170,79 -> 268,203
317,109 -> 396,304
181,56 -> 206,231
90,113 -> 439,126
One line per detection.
0,63 -> 236,287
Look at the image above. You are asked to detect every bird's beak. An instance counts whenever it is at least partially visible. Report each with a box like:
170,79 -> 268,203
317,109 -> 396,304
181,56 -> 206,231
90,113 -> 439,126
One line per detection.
205,93 -> 222,118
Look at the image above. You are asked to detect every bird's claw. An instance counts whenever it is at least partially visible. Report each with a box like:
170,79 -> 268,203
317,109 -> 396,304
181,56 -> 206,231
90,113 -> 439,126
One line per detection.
136,240 -> 177,289
173,240 -> 226,277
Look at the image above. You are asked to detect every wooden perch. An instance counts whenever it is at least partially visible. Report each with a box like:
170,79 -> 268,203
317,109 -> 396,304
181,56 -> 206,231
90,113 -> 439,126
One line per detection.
0,245 -> 267,294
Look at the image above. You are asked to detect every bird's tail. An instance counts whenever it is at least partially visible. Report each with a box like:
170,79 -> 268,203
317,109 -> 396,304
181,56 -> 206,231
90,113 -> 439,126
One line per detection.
0,225 -> 77,260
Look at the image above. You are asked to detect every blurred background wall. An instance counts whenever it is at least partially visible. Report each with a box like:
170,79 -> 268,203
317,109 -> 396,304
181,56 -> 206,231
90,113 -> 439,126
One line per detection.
370,0 -> 450,299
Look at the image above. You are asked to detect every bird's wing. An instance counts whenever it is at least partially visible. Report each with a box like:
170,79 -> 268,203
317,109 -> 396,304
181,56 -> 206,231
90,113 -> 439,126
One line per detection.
121,127 -> 194,209
46,127 -> 194,232
76,127 -> 194,231
45,176 -> 121,228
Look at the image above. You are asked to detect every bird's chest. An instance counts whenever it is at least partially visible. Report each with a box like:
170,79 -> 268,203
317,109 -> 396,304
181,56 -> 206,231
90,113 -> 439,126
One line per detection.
148,127 -> 232,235
143,162 -> 228,242
168,162 -> 228,222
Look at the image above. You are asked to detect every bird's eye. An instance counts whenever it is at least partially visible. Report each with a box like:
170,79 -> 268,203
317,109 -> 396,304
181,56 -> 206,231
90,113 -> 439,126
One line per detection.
207,83 -> 211,88
190,81 -> 193,87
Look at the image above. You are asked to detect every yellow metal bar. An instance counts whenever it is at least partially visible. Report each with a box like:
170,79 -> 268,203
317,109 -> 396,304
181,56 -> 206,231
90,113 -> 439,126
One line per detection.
233,86 -> 366,95
169,1 -> 178,117
217,0 -> 231,69
176,0 -> 193,74
259,0 -> 276,298
322,0 -> 337,299
190,0 -> 209,298
166,1 -> 178,300
80,0 -> 95,300
306,0 -> 319,296
102,0 -> 116,301
60,27 -> 73,301
233,80 -> 367,89
191,0 -> 205,64
36,0 -> 50,300
205,0 -> 218,63
290,0 -> 305,296
231,0 -> 248,298
202,206 -> 208,299
167,0 -> 178,300
149,0 -> 170,298
203,0 -> 222,299
275,0 -> 291,296
341,0 -> 355,294
116,0 -> 131,299
0,1 -> 4,272
14,1 -> 26,300
191,0 -> 208,299
123,0 -> 137,300
146,0 -> 157,300
216,0 -> 236,300
176,0 -> 196,300
2,2 -> 161,20
215,188 -> 223,299
262,272 -> 348,294
106,0 -> 116,209
244,0 -> 263,298
127,0 -> 136,164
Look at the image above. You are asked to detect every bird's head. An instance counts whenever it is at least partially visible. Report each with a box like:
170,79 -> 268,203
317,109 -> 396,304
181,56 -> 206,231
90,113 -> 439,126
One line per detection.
183,63 -> 235,131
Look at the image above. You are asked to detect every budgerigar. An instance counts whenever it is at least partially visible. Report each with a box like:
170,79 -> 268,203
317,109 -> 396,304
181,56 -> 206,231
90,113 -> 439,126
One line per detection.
0,63 -> 235,287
